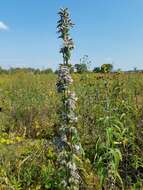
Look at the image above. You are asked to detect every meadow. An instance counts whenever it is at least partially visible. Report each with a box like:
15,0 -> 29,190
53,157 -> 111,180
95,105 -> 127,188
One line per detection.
0,71 -> 143,189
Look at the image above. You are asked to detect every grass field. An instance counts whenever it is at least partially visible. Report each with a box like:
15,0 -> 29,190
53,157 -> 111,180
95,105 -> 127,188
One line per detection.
0,72 -> 143,189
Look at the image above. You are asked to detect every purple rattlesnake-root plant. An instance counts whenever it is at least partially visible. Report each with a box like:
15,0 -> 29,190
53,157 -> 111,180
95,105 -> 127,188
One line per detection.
55,8 -> 85,190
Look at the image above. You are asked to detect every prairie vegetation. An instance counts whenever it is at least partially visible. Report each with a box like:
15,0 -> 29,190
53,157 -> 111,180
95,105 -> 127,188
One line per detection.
0,72 -> 143,189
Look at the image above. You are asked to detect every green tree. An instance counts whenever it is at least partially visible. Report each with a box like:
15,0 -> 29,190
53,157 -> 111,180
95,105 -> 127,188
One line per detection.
93,67 -> 101,73
75,55 -> 91,73
101,63 -> 113,73
75,63 -> 88,73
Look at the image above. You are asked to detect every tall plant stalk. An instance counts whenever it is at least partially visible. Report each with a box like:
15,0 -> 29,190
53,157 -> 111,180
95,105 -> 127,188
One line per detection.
56,8 -> 84,190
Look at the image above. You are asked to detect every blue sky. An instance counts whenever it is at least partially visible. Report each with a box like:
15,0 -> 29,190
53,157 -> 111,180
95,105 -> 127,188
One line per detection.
0,0 -> 143,71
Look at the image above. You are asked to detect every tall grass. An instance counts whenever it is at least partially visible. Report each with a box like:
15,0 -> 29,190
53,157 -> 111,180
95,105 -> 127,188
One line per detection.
0,72 -> 143,189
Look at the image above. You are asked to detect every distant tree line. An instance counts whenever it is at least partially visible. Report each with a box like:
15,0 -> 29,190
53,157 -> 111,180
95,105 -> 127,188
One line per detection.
0,64 -> 114,75
1,56 -> 142,75
0,66 -> 54,74
0,64 -> 113,75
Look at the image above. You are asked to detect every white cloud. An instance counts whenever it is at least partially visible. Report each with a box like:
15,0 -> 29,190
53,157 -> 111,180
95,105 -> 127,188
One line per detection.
0,21 -> 9,31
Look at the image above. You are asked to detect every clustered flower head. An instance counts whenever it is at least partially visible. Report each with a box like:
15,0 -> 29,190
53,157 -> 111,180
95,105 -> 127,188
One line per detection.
56,66 -> 82,188
58,151 -> 80,190
58,125 -> 84,156
62,91 -> 78,123
57,8 -> 74,64
56,65 -> 73,93
65,92 -> 78,110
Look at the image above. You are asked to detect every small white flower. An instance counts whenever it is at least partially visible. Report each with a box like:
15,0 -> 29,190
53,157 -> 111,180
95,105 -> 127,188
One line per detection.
61,179 -> 68,187
74,144 -> 80,151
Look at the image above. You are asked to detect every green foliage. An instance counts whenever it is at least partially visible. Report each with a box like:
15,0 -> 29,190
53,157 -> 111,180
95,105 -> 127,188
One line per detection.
101,63 -> 113,73
75,63 -> 88,73
93,63 -> 113,73
0,140 -> 59,189
93,67 -> 101,73
75,55 -> 91,73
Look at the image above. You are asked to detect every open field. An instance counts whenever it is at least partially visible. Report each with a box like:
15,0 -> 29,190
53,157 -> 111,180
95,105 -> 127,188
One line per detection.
0,72 -> 143,189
